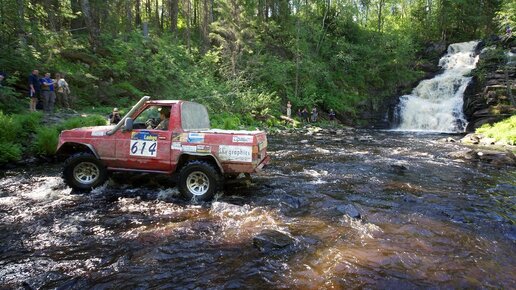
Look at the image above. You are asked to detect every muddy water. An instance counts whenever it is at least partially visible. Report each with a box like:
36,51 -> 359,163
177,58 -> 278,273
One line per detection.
1,129 -> 515,289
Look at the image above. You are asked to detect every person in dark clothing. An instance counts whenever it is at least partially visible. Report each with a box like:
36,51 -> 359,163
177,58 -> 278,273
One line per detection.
301,108 -> 309,123
108,108 -> 121,125
329,109 -> 336,121
28,69 -> 40,112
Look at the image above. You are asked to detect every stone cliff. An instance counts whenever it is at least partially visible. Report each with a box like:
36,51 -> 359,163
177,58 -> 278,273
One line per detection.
463,37 -> 516,132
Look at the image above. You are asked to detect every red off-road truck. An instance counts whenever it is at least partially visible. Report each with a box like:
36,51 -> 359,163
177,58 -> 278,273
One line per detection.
56,96 -> 270,201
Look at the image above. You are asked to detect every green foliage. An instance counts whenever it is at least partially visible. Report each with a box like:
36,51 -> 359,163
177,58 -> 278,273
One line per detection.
0,142 -> 22,164
211,112 -> 243,130
0,111 -> 21,144
56,114 -> 107,131
0,73 -> 25,113
32,127 -> 59,156
12,112 -> 43,138
476,115 -> 516,145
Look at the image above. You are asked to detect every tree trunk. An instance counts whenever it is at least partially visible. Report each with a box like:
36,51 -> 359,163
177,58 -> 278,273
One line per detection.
126,0 -> 133,33
136,0 -> 142,27
155,0 -> 161,32
170,0 -> 178,33
70,0 -> 83,31
377,0 -> 385,32
185,0 -> 191,51
80,0 -> 100,50
16,0 -> 25,39
146,0 -> 151,20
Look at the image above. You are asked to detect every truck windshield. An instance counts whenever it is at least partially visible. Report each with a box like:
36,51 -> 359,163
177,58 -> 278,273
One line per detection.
182,102 -> 210,131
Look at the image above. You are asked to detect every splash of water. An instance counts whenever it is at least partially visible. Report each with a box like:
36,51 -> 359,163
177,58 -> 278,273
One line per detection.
396,41 -> 480,132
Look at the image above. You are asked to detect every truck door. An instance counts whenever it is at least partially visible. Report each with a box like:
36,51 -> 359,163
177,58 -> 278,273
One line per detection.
113,105 -> 173,172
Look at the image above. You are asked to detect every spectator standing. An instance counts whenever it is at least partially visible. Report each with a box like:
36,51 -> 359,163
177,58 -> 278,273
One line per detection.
40,72 -> 56,114
286,101 -> 292,118
301,108 -> 309,123
108,108 -> 121,125
506,25 -> 512,37
329,109 -> 336,122
311,107 -> 318,122
0,73 -> 5,87
56,73 -> 72,109
28,69 -> 40,112
328,109 -> 335,121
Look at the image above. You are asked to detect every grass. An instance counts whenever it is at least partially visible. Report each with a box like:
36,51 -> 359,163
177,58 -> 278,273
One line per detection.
476,115 -> 516,145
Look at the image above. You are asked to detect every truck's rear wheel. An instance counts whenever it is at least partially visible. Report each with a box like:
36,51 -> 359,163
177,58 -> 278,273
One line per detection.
63,153 -> 108,192
179,161 -> 221,201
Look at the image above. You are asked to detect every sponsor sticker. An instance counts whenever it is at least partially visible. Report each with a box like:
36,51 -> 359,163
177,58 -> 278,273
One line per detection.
182,145 -> 197,153
131,131 -> 158,141
218,145 -> 252,162
91,131 -> 106,137
196,145 -> 211,153
172,142 -> 182,150
187,133 -> 205,143
232,135 -> 254,143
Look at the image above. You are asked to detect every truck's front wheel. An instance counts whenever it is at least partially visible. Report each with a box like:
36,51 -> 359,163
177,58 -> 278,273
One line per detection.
63,153 -> 108,192
179,161 -> 221,201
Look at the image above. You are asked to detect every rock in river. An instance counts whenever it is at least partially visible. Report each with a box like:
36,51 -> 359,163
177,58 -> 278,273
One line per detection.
253,229 -> 294,253
336,204 -> 362,219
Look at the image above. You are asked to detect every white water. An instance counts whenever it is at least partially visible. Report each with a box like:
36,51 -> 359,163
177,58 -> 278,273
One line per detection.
396,41 -> 480,132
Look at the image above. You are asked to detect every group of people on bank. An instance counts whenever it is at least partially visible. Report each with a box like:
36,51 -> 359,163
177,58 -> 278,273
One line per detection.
285,100 -> 336,124
28,69 -> 71,113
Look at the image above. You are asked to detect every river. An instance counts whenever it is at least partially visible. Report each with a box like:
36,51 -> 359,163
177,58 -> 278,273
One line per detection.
1,129 -> 515,289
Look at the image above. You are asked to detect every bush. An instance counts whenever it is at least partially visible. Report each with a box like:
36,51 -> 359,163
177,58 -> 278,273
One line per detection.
0,111 -> 22,143
12,112 -> 43,138
476,115 -> 516,145
56,114 -> 107,131
0,142 -> 22,164
32,127 -> 59,156
211,112 -> 242,130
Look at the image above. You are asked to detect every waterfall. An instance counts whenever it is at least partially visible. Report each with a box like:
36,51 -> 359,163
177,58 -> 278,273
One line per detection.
395,41 -> 480,132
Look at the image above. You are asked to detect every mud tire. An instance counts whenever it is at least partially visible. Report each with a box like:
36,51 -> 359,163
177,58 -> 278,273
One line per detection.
178,160 -> 222,201
63,153 -> 108,192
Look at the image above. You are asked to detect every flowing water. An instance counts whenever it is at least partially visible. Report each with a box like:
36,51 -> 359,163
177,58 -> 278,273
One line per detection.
396,41 -> 480,132
1,130 -> 515,289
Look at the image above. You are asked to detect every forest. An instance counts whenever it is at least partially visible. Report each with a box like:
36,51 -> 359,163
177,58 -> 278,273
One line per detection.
0,0 -> 514,161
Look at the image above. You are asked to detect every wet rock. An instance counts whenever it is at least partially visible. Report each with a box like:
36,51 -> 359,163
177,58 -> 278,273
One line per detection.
461,133 -> 482,145
439,137 -> 456,143
336,204 -> 361,219
390,163 -> 408,173
448,150 -> 479,160
253,229 -> 294,253
300,140 -> 309,144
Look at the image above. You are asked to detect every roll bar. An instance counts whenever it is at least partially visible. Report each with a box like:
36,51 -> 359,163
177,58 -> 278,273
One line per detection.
106,95 -> 151,135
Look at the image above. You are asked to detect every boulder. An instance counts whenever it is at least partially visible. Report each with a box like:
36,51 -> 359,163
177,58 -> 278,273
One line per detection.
253,229 -> 294,253
336,204 -> 361,219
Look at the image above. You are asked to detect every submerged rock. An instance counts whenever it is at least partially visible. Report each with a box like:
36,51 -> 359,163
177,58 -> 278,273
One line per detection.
253,229 -> 294,253
336,204 -> 361,219
390,163 -> 408,174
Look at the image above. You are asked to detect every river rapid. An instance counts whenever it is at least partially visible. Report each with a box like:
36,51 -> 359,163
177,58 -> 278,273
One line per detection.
1,129 -> 515,289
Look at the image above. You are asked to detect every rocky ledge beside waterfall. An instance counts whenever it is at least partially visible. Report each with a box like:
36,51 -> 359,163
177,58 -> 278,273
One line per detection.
463,37 -> 516,132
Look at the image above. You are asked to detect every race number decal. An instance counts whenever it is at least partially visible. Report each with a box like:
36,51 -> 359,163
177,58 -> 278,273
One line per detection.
130,131 -> 158,157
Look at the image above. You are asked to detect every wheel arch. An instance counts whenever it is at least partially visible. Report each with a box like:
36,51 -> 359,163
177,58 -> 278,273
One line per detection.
176,153 -> 224,174
56,142 -> 100,161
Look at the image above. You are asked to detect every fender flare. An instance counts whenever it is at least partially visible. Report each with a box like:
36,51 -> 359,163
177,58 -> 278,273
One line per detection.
177,153 -> 224,174
56,142 -> 100,159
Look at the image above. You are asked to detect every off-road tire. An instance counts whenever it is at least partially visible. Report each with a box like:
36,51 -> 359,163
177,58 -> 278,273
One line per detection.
178,160 -> 222,201
63,152 -> 108,192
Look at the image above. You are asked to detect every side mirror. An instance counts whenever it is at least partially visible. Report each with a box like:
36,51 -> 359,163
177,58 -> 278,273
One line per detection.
124,118 -> 133,131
